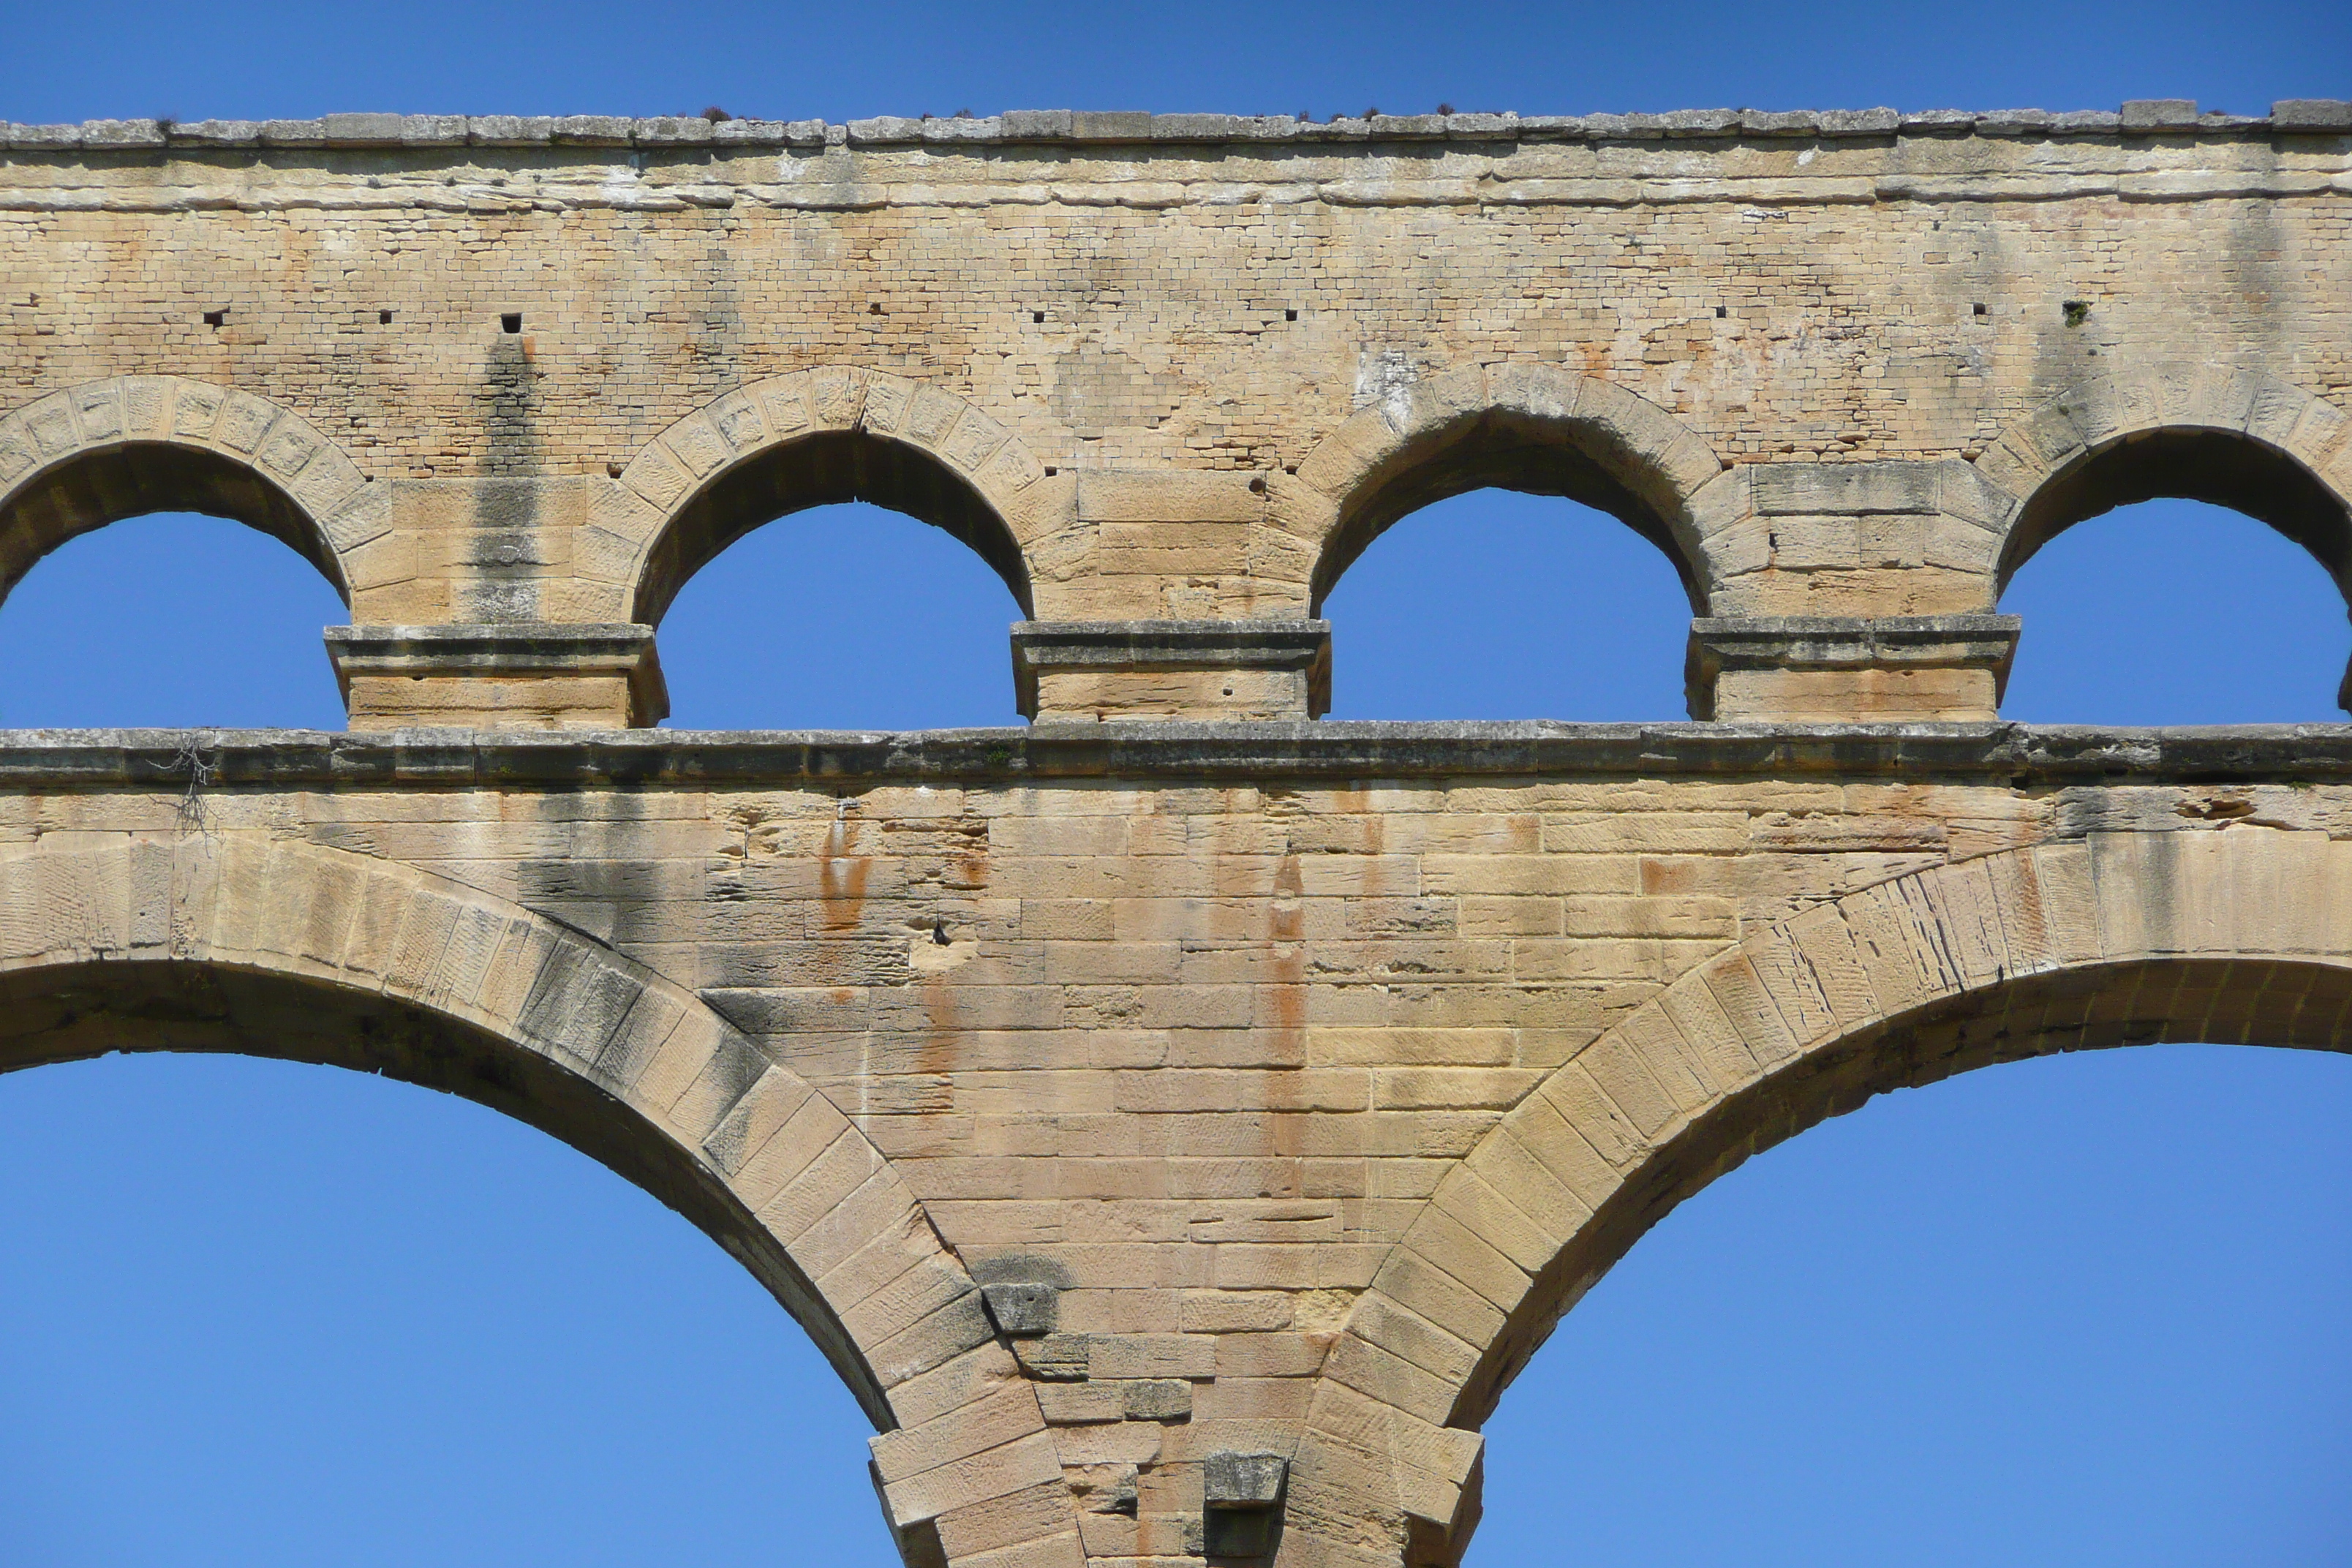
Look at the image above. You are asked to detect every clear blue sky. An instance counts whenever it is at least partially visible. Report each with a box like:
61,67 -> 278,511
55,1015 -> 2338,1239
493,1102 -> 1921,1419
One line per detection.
3,4 -> 2350,1565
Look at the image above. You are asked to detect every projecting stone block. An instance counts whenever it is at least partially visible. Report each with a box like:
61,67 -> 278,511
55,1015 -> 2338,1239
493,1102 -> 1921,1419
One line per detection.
2120,99 -> 2198,130
1011,621 -> 1331,720
981,1282 -> 1060,1338
2274,99 -> 2352,130
1202,1450 -> 1289,1557
324,623 -> 668,730
1685,615 -> 2020,721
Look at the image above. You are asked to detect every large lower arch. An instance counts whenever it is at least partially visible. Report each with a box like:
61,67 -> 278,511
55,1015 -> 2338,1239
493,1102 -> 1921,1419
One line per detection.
1287,825 -> 2352,1568
0,377 -> 385,608
596,369 -> 1052,627
0,833 -> 1066,1567
1289,365 -> 1731,613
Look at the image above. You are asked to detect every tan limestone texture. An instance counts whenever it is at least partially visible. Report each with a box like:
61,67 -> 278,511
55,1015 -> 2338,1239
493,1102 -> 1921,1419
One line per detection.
2,108 -> 2349,721
4,728 -> 2352,1567
4,102 -> 2352,1567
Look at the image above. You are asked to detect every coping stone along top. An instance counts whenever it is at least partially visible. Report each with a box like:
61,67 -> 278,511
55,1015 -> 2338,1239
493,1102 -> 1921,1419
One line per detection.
5,102 -> 2345,153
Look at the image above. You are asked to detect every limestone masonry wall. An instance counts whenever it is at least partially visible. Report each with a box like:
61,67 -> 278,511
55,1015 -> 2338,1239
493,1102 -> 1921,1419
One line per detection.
3,103 -> 2350,723
4,102 -> 2351,1568
9,728 -> 2352,1567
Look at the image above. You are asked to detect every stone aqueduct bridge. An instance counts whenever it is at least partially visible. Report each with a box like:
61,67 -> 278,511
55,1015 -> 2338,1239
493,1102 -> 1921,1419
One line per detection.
4,102 -> 2352,1565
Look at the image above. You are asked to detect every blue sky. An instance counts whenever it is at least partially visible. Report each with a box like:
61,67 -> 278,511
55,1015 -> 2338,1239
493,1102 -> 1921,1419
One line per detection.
3,4 -> 2351,1564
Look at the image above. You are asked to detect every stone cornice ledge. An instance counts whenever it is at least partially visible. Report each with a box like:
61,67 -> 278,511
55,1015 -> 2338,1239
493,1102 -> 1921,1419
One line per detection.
5,100 -> 2346,153
4,723 -> 2352,787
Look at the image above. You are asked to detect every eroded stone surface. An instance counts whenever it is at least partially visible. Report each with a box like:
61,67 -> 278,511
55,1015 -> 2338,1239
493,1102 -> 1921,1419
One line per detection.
4,100 -> 2351,1564
1,107 -> 2347,721
1,727 -> 2349,1564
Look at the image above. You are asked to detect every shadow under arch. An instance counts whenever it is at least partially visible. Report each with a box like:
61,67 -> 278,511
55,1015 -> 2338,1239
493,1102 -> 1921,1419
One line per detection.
1998,431 -> 2352,593
1287,826 -> 2352,1568
1290,366 -> 1730,614
1975,364 -> 2352,700
0,377 -> 382,608
0,833 -> 1017,1445
610,370 -> 1048,627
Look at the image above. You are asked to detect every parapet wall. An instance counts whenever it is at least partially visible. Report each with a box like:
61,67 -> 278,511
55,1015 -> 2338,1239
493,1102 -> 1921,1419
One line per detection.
4,100 -> 2350,728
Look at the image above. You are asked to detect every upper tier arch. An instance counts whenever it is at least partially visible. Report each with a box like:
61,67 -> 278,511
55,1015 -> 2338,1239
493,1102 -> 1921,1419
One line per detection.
1974,362 -> 2352,592
0,377 -> 385,607
598,369 -> 1051,625
1286,824 -> 2352,1568
1291,366 -> 1732,612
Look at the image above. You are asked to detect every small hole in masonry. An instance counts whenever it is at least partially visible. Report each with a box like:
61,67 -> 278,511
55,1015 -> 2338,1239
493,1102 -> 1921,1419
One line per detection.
1974,302 -> 1989,315
1285,309 -> 1297,321
379,309 -> 393,324
1715,306 -> 1727,318
500,313 -> 522,333
1044,467 -> 1058,477
203,310 -> 225,328
1033,311 -> 1044,323
607,461 -> 624,478
1249,476 -> 1267,494
1284,465 -> 1298,475
869,301 -> 885,315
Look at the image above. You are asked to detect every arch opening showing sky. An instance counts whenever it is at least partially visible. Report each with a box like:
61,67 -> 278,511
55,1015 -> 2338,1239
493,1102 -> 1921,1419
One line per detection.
1,480 -> 2348,1562
654,500 -> 1026,731
1318,488 -> 1692,721
0,513 -> 347,730
1997,497 -> 2351,724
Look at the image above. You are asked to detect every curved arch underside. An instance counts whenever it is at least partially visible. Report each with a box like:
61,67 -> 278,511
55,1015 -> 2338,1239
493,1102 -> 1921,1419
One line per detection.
635,429 -> 1033,626
1292,367 -> 1728,616
1979,363 -> 2352,598
2001,430 -> 2352,592
0,951 -> 781,1287
606,369 -> 1052,633
1478,954 -> 2352,1425
1291,825 -> 2352,1568
0,442 -> 344,607
0,835 -> 1016,1439
0,377 -> 379,611
1310,418 -> 1700,613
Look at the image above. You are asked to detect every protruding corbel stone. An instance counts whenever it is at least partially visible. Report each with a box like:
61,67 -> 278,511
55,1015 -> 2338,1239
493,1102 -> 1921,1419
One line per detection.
970,1253 -> 1071,1340
1011,619 -> 1331,721
1686,614 -> 2020,722
979,1281 -> 1060,1337
1008,1333 -> 1096,1381
325,623 -> 668,731
1202,1450 -> 1289,1557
